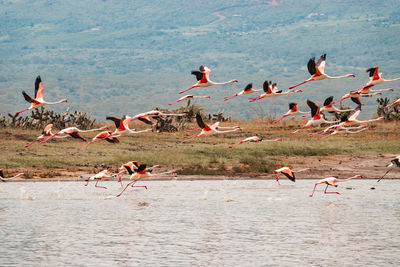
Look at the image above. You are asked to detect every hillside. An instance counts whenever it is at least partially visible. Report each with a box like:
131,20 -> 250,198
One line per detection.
1,0 -> 399,119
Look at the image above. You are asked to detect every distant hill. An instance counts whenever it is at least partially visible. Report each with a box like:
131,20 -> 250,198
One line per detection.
1,0 -> 399,120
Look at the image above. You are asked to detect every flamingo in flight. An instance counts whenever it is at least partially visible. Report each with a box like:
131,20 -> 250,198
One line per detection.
41,126 -> 108,143
116,164 -> 177,197
229,136 -> 281,148
365,66 -> 400,86
131,110 -> 186,126
273,102 -> 309,123
289,54 -> 355,89
0,169 -> 25,182
116,161 -> 161,186
315,125 -> 369,140
179,65 -> 238,94
351,84 -> 393,95
16,76 -> 67,114
84,165 -> 112,189
79,131 -> 120,152
107,116 -> 152,136
309,175 -> 362,197
273,167 -> 311,185
378,155 -> 400,182
185,120 -> 240,133
335,89 -> 380,106
320,96 -> 354,114
24,124 -> 66,148
249,80 -> 301,102
182,113 -> 241,143
168,95 -> 210,106
223,83 -> 263,101
290,100 -> 339,135
382,98 -> 400,110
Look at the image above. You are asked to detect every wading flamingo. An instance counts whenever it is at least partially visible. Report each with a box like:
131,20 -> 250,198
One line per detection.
0,169 -> 25,182
182,113 -> 241,143
131,110 -> 186,125
107,116 -> 152,136
24,124 -> 67,148
179,65 -> 238,94
273,167 -> 311,185
229,136 -> 281,148
116,164 -> 177,197
290,100 -> 338,134
223,83 -> 263,101
378,155 -> 400,182
84,166 -> 112,189
382,98 -> 400,109
316,125 -> 369,140
249,80 -> 301,102
42,126 -> 108,143
289,54 -> 355,89
309,175 -> 362,197
79,131 -> 120,152
320,96 -> 354,114
168,95 -> 210,105
16,76 -> 67,114
274,102 -> 309,123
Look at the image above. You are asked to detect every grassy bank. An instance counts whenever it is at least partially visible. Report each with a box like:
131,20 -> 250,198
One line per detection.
2,118 -> 399,178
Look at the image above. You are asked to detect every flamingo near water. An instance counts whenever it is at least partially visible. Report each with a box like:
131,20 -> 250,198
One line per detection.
309,175 -> 362,197
273,167 -> 311,185
0,169 -> 25,182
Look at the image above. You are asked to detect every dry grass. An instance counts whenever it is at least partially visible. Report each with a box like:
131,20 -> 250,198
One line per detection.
1,118 -> 399,178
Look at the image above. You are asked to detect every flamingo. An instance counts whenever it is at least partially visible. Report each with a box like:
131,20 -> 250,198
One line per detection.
309,175 -> 363,197
24,124 -> 66,148
179,65 -> 238,94
41,126 -> 108,143
352,84 -> 393,95
382,98 -> 400,109
273,102 -> 309,123
79,131 -> 120,152
168,95 -> 210,105
289,54 -> 355,89
185,120 -> 240,133
229,136 -> 281,148
116,161 -> 161,186
378,155 -> 400,182
107,116 -> 152,136
290,100 -> 339,135
365,66 -> 400,86
130,110 -> 186,125
182,113 -> 241,143
249,81 -> 301,102
116,164 -> 177,197
326,105 -> 384,130
320,96 -> 354,114
273,167 -> 311,185
84,165 -> 112,189
223,83 -> 263,101
315,125 -> 369,140
16,76 -> 67,114
0,169 -> 25,182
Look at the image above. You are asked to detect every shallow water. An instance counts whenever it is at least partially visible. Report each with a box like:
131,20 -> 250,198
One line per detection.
0,179 -> 399,266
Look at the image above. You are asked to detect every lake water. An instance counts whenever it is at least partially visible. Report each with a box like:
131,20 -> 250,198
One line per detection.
0,179 -> 399,266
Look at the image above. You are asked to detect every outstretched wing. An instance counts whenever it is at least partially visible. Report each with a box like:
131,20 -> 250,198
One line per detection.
0,169 -> 4,178
42,124 -> 53,135
191,71 -> 203,81
366,66 -> 379,78
196,113 -> 211,131
243,83 -> 253,92
348,105 -> 361,121
34,76 -> 44,101
138,117 -> 153,125
124,165 -> 134,175
281,170 -> 295,182
22,91 -> 37,104
350,96 -> 362,106
289,102 -> 297,110
307,57 -> 317,75
69,131 -> 87,142
135,164 -> 147,174
263,80 -> 272,93
323,96 -> 334,107
316,54 -> 326,72
307,99 -> 319,118
105,137 -> 119,143
106,117 -> 124,131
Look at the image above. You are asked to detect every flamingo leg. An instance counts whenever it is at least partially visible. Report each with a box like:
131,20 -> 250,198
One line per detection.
182,134 -> 200,143
95,180 -> 107,189
275,175 -> 281,186
248,96 -> 261,102
324,184 -> 340,195
273,115 -> 288,123
288,80 -> 310,90
309,184 -> 318,197
24,138 -> 41,148
223,93 -> 238,101
179,85 -> 198,94
377,170 -> 391,182
15,108 -> 30,114
229,141 -> 243,148
168,99 -> 181,106
85,178 -> 91,186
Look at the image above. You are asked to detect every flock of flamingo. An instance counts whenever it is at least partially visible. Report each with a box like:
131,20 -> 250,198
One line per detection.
2,54 -> 400,197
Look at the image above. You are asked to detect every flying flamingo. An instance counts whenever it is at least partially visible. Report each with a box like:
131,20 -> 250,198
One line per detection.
229,136 -> 281,148
182,113 -> 241,143
273,167 -> 311,185
130,110 -> 187,125
290,100 -> 339,134
168,95 -> 210,106
365,66 -> 400,86
0,169 -> 25,182
351,84 -> 393,95
249,80 -> 302,102
41,126 -> 108,143
107,116 -> 152,136
273,102 -> 309,123
315,125 -> 369,140
185,120 -> 240,133
320,96 -> 354,114
116,161 -> 161,186
223,83 -> 263,101
116,164 -> 177,197
179,65 -> 238,94
79,131 -> 120,152
378,155 -> 400,182
24,124 -> 66,148
382,98 -> 400,109
84,165 -> 112,189
289,54 -> 355,89
16,76 -> 67,114
309,175 -> 363,197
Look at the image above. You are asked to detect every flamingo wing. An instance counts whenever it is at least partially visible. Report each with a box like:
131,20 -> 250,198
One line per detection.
366,66 -> 379,78
272,83 -> 281,93
281,169 -> 295,182
316,54 -> 326,72
323,96 -> 334,107
243,83 -> 253,92
105,137 -> 119,143
307,99 -> 319,118
124,165 -> 134,175
196,113 -> 211,131
22,91 -> 38,104
348,105 -> 361,121
69,131 -> 87,142
350,96 -> 362,106
138,117 -> 153,125
191,71 -> 203,81
107,117 -> 124,131
0,169 -> 4,179
42,124 -> 53,134
34,76 -> 44,101
135,164 -> 147,174
289,102 -> 297,111
263,80 -> 272,93
307,57 -> 317,75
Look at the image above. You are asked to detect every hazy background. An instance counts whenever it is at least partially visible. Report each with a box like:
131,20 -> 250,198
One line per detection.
1,0 -> 399,120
